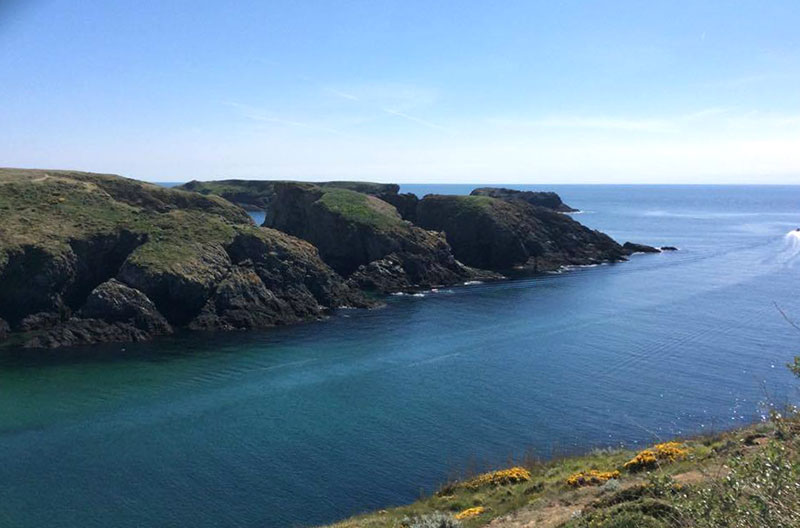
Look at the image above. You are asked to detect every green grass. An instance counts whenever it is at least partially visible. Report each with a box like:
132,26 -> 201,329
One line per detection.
316,188 -> 403,231
0,168 -> 251,274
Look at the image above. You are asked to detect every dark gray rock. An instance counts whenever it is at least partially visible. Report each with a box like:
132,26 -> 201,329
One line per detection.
117,243 -> 233,326
23,318 -> 151,349
189,266 -> 295,330
20,312 -> 63,331
0,318 -> 9,340
622,242 -> 661,254
80,279 -> 172,335
416,195 -> 627,272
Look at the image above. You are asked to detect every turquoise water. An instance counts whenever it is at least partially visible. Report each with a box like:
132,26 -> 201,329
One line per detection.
1,185 -> 799,527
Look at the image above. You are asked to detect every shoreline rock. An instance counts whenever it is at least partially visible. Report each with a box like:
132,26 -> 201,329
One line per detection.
622,242 -> 661,254
416,194 -> 627,272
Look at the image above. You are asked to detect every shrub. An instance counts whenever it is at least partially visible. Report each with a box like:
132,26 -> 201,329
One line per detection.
624,442 -> 689,472
453,506 -> 486,520
677,431 -> 800,527
566,470 -> 621,487
440,467 -> 531,494
401,511 -> 462,528
566,498 -> 674,528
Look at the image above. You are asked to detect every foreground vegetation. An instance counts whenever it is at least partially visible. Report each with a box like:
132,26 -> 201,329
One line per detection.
325,359 -> 800,528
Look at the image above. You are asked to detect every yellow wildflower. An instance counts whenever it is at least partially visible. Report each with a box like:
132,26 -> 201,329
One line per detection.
624,442 -> 689,471
566,469 -> 620,487
454,506 -> 486,520
460,467 -> 531,490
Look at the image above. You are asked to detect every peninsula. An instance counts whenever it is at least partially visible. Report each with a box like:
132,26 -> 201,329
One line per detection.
0,169 -> 665,348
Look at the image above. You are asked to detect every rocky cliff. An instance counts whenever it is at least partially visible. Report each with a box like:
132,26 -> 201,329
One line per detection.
415,194 -> 628,272
263,182 -> 488,292
470,187 -> 578,212
0,169 -> 368,348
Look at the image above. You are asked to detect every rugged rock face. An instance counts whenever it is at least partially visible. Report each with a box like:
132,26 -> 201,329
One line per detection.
24,318 -> 154,349
416,194 -> 628,272
0,169 -> 368,348
80,279 -> 172,334
470,188 -> 578,212
622,242 -> 661,254
378,192 -> 419,222
263,182 -> 484,291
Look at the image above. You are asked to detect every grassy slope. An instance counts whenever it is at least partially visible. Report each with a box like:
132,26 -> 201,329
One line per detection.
323,418 -> 799,528
316,188 -> 403,231
178,180 -> 398,210
0,168 -> 251,273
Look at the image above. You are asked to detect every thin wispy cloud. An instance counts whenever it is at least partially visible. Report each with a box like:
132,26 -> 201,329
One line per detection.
487,108 -> 800,135
382,108 -> 451,132
325,87 -> 360,101
223,101 -> 348,135
492,116 -> 674,133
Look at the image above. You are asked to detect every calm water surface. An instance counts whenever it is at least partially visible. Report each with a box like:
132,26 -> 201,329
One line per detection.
1,185 -> 799,527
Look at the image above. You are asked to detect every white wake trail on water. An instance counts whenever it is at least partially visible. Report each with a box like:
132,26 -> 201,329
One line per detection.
777,230 -> 800,267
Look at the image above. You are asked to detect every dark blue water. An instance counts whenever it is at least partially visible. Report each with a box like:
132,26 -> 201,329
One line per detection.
1,185 -> 799,528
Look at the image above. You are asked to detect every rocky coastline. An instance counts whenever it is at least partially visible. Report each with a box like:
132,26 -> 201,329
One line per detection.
0,169 -> 669,349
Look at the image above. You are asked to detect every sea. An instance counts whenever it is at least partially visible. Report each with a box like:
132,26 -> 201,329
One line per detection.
1,184 -> 799,527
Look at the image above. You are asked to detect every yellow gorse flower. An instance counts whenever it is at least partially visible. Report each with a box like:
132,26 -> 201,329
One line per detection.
565,469 -> 620,487
624,441 -> 689,471
460,467 -> 531,490
454,506 -> 486,520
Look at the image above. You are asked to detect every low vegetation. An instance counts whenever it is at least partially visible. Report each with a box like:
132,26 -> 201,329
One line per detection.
324,357 -> 800,528
316,188 -> 403,231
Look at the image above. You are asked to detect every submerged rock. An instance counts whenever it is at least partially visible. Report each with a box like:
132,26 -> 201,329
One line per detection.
0,318 -> 9,340
660,246 -> 678,251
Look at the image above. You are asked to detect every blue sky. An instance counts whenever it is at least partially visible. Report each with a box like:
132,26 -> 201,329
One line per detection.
1,0 -> 799,183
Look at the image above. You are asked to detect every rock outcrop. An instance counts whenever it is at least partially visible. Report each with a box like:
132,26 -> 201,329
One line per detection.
263,182 -> 486,291
178,179 -> 422,222
470,187 -> 578,212
622,242 -> 661,254
80,279 -> 172,335
0,169 -> 368,348
416,194 -> 627,272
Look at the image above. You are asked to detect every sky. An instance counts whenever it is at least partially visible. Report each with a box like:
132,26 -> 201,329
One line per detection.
1,0 -> 799,183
